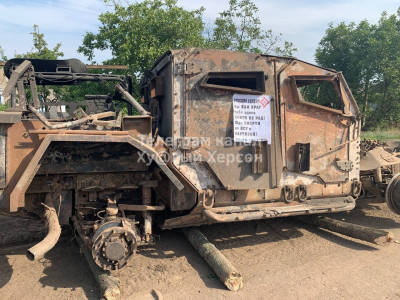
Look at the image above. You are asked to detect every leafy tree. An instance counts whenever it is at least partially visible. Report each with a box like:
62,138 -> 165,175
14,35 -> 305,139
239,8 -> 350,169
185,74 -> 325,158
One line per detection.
79,0 -> 296,97
298,81 -> 342,110
207,0 -> 296,56
369,12 -> 400,128
2,25 -> 118,106
78,0 -> 205,96
1,25 -> 64,61
316,21 -> 377,126
24,25 -> 65,102
14,25 -> 64,60
316,10 -> 400,129
0,46 -> 6,61
0,25 -> 65,106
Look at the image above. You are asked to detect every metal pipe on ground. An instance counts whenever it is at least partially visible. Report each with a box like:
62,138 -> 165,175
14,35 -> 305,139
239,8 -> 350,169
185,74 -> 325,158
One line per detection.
298,215 -> 394,246
76,236 -> 121,300
182,227 -> 243,291
26,192 -> 62,261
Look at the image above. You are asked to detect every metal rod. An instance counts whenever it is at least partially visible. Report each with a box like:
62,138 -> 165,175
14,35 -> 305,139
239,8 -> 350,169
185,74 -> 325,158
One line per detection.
373,168 -> 383,183
28,68 -> 40,108
28,105 -> 115,130
118,203 -> 165,212
142,186 -> 152,243
29,129 -> 130,135
115,84 -> 149,115
86,65 -> 128,70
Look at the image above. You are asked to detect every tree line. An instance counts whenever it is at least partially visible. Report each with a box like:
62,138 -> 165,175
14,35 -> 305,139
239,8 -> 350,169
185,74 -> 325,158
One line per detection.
316,10 -> 400,130
1,0 -> 294,106
1,0 -> 400,130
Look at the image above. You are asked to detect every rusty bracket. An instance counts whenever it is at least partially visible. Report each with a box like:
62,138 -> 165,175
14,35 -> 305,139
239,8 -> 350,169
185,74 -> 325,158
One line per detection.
283,185 -> 295,203
27,67 -> 40,108
351,180 -> 362,198
2,60 -> 32,98
118,203 -> 165,218
2,60 -> 40,109
252,141 -> 268,174
200,189 -> 214,210
176,62 -> 203,75
14,80 -> 27,111
177,137 -> 202,150
298,185 -> 308,202
335,159 -> 353,172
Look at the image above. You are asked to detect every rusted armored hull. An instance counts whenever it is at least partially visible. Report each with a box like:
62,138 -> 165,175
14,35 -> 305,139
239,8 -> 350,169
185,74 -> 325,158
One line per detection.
4,48 -> 397,271
140,48 -> 362,228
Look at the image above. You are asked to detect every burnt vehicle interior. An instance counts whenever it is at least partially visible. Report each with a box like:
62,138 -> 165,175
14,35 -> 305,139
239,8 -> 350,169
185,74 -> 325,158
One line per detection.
1,58 -> 182,271
296,77 -> 343,111
3,58 -> 135,117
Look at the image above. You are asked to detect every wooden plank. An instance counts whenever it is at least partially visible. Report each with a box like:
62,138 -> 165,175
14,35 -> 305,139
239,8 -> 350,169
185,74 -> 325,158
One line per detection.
299,215 -> 394,246
76,236 -> 121,300
182,227 -> 244,291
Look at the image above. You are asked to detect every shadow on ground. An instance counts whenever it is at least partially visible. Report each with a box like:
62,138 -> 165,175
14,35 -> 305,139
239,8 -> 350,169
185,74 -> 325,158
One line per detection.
138,229 -> 227,290
125,201 -> 397,292
0,255 -> 13,289
136,217 -> 306,291
0,214 -> 99,299
1,197 -> 400,296
331,198 -> 400,230
38,237 -> 99,299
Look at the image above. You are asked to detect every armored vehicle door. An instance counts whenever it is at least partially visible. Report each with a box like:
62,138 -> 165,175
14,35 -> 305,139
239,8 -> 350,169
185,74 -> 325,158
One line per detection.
170,50 -> 281,191
280,62 -> 360,184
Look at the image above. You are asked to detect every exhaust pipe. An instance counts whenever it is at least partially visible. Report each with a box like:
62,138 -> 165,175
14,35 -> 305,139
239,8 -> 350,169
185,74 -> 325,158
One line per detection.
26,192 -> 61,261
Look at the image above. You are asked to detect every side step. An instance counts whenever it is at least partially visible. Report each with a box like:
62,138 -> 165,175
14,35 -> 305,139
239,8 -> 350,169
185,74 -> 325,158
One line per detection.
202,196 -> 355,223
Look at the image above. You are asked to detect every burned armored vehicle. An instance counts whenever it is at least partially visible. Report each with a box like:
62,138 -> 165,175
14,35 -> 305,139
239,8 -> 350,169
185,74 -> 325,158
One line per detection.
1,48 -> 400,271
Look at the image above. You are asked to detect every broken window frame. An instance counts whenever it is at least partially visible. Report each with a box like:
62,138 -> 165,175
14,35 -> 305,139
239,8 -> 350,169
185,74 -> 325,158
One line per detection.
289,75 -> 351,115
200,71 -> 266,94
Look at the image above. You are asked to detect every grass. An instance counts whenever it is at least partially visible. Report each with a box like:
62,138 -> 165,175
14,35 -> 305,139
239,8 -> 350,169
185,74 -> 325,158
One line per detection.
361,129 -> 400,141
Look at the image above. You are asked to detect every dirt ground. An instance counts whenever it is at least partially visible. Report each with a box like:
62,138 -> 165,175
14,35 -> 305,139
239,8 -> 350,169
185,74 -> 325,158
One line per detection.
1,197 -> 400,300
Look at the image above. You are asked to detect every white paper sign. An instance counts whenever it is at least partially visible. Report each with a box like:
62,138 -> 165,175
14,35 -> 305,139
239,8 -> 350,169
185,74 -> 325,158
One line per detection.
233,94 -> 271,143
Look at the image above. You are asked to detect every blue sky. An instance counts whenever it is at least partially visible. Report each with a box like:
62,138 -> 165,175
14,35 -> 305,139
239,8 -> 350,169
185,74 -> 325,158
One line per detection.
0,0 -> 399,64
